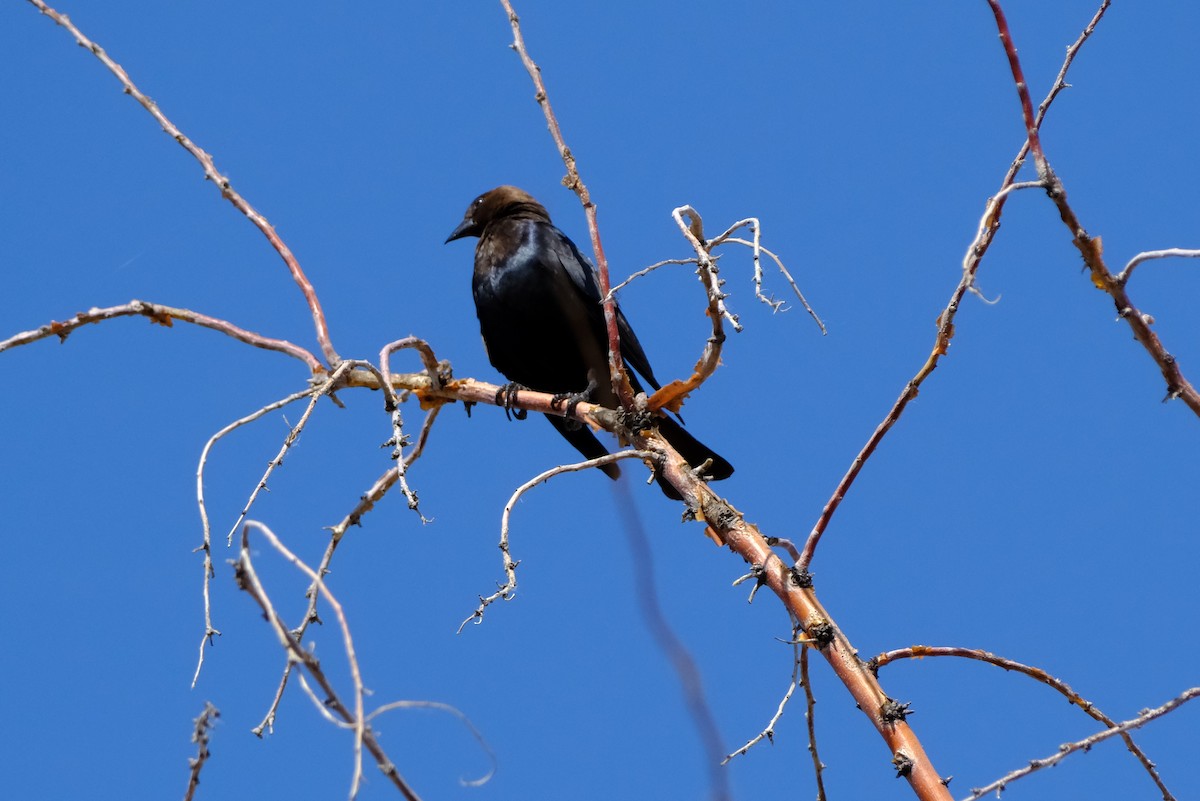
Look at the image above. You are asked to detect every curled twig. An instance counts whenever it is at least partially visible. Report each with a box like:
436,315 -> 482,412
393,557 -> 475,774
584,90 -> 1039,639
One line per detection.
458,450 -> 655,632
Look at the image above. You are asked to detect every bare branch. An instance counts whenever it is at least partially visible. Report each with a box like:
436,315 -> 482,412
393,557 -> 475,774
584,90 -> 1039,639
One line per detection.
237,521 -> 422,801
723,617 -> 803,763
498,0 -> 631,407
799,1 -> 1113,568
1117,247 -> 1200,285
225,364 -> 357,546
25,0 -> 339,365
192,387 -> 317,687
985,0 -> 1200,413
963,687 -> 1200,801
802,646 -> 828,801
458,450 -> 656,632
0,300 -> 323,372
717,235 -> 826,333
876,645 -> 1175,800
605,257 -> 704,299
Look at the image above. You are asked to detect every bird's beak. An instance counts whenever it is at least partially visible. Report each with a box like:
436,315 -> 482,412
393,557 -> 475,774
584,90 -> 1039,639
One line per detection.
444,218 -> 477,243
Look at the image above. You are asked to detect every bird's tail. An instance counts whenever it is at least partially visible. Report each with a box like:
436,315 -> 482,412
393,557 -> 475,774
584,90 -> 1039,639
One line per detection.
653,416 -> 734,499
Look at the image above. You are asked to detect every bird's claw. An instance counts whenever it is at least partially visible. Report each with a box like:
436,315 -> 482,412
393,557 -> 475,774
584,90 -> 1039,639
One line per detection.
495,382 -> 529,421
550,379 -> 598,431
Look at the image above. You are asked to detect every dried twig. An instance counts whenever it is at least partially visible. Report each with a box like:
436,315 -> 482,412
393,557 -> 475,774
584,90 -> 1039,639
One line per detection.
237,521 -> 421,801
192,387 -> 317,687
253,404 -> 443,735
182,702 -> 219,801
225,363 -> 356,545
458,450 -> 655,632
963,687 -> 1200,801
635,206 -> 734,415
1116,248 -> 1200,285
606,257 -> 704,298
802,646 -> 827,801
723,617 -> 804,763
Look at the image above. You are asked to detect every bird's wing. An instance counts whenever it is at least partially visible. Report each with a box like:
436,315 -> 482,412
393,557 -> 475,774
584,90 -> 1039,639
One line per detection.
547,225 -> 662,392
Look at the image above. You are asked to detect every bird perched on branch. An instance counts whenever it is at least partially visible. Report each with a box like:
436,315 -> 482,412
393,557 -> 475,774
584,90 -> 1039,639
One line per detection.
446,185 -> 732,497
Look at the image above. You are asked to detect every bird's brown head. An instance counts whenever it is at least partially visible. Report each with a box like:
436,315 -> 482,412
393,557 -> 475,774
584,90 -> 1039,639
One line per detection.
445,186 -> 551,243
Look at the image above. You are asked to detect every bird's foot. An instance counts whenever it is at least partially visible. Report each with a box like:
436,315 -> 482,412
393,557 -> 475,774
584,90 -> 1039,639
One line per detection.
550,378 -> 598,431
495,382 -> 529,421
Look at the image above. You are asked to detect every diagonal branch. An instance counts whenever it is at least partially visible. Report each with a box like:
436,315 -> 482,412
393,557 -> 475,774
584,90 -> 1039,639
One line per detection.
986,0 -> 1200,414
799,0 -> 1112,568
26,0 -> 340,367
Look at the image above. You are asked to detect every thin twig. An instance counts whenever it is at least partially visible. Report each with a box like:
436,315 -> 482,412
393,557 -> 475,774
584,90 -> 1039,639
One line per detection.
1117,247 -> 1200,285
225,363 -> 356,546
611,480 -> 731,801
192,387 -> 317,687
182,702 -> 219,801
605,257 -> 704,298
802,646 -> 827,801
253,408 -> 443,735
238,521 -> 421,801
636,207 -> 733,416
717,235 -> 826,333
723,616 -> 803,763
458,450 -> 656,632
963,687 -> 1200,801
368,701 -> 496,788
25,1 -> 339,366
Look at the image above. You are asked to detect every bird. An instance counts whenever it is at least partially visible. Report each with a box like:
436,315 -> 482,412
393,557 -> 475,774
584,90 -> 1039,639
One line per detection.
445,185 -> 732,497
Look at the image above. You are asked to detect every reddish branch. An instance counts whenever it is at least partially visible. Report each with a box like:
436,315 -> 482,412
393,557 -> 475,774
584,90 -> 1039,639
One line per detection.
26,0 -> 340,368
875,645 -> 1172,799
0,300 -> 323,371
986,0 -> 1200,415
800,0 -> 1113,568
498,0 -> 633,408
646,443 -> 952,800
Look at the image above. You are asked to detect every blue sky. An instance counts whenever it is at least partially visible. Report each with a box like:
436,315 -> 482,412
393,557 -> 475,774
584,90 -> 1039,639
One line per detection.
2,2 -> 1197,799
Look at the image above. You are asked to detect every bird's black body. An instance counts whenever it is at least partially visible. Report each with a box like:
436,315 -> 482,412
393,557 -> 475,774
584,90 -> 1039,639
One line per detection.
446,186 -> 732,495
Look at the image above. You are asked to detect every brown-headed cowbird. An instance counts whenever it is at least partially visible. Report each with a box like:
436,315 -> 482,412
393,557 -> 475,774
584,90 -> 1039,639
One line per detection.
446,185 -> 732,497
